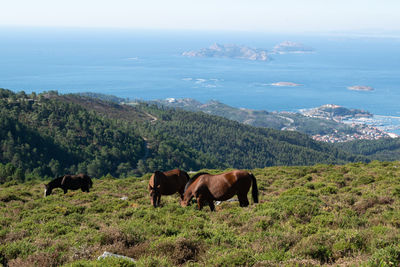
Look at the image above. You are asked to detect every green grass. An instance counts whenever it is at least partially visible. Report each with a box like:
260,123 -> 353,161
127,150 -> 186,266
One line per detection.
1,161 -> 400,266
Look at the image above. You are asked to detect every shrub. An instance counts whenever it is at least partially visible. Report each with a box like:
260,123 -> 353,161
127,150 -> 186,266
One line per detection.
0,239 -> 36,260
270,188 -> 322,223
153,237 -> 203,265
7,251 -> 66,267
292,232 -> 334,264
66,257 -> 137,267
319,185 -> 338,195
208,248 -> 256,266
369,245 -> 400,266
353,196 -> 394,215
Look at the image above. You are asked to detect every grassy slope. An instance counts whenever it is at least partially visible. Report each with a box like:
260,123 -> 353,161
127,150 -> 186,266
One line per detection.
1,162 -> 400,266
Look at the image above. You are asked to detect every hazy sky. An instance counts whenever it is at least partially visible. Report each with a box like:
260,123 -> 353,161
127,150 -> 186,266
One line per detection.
2,0 -> 400,33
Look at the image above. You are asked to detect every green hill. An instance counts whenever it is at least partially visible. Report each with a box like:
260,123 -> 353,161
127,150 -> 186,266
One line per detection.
0,89 -> 367,183
1,162 -> 399,266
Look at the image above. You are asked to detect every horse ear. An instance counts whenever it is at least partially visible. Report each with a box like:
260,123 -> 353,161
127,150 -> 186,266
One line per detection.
149,185 -> 153,190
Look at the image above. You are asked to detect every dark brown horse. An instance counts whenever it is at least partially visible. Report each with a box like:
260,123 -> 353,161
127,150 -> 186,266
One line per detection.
181,170 -> 258,211
148,169 -> 190,207
44,174 -> 93,197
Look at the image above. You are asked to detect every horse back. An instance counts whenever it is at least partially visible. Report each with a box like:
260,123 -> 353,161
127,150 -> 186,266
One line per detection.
204,170 -> 252,200
76,173 -> 93,187
61,174 -> 91,189
151,169 -> 188,195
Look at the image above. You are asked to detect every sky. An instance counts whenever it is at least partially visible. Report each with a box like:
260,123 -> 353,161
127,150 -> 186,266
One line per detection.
1,0 -> 400,33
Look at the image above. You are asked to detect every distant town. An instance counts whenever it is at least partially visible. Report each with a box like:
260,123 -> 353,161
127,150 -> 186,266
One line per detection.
312,124 -> 394,143
300,104 -> 398,143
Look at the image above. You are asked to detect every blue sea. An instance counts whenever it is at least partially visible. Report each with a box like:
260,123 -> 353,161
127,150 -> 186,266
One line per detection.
1,27 -> 400,116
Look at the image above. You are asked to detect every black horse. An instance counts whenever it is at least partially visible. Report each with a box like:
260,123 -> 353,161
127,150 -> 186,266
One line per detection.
44,174 -> 93,197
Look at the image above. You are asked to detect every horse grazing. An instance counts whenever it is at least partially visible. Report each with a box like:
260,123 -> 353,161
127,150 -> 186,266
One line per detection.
44,174 -> 93,197
148,169 -> 190,207
181,170 -> 258,211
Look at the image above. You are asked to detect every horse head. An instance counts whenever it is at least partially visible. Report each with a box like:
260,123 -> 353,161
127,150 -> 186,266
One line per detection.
180,183 -> 195,207
180,172 -> 208,207
180,194 -> 193,207
44,184 -> 52,197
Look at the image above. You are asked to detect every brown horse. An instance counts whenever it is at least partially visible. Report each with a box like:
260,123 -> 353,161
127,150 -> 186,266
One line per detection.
148,169 -> 190,207
44,174 -> 93,197
181,170 -> 258,211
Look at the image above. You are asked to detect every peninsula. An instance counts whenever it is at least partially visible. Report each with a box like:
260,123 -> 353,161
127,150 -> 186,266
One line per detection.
182,43 -> 269,61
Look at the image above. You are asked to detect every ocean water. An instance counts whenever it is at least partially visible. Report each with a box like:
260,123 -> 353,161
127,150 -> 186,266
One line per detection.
1,27 -> 400,117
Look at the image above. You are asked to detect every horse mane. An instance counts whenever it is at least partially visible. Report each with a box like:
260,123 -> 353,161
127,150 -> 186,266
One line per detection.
184,172 -> 209,192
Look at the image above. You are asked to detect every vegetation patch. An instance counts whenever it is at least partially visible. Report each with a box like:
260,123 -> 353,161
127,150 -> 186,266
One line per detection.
1,162 -> 400,265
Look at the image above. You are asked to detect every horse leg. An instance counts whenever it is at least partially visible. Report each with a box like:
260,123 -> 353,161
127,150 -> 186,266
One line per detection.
157,195 -> 161,207
196,196 -> 204,210
238,194 -> 249,207
208,201 -> 215,211
178,186 -> 184,200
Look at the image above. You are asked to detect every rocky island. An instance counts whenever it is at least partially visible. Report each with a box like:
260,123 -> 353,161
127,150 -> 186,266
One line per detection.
272,41 -> 314,54
270,82 -> 302,87
182,43 -> 269,61
347,85 -> 374,92
183,41 -> 315,61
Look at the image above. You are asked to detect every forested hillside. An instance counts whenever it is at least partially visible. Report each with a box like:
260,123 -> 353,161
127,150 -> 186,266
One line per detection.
132,103 -> 365,169
0,90 -> 145,182
0,89 -> 367,183
59,93 -> 367,168
335,138 -> 400,161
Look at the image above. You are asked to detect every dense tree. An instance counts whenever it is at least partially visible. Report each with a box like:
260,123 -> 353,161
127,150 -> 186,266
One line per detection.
335,138 -> 400,161
0,89 -> 145,180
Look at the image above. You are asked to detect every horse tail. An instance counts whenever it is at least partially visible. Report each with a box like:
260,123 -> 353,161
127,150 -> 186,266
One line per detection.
153,171 -> 162,188
183,171 -> 190,182
249,173 -> 259,203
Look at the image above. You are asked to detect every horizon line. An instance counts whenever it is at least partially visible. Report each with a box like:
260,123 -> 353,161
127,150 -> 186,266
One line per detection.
1,25 -> 400,38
